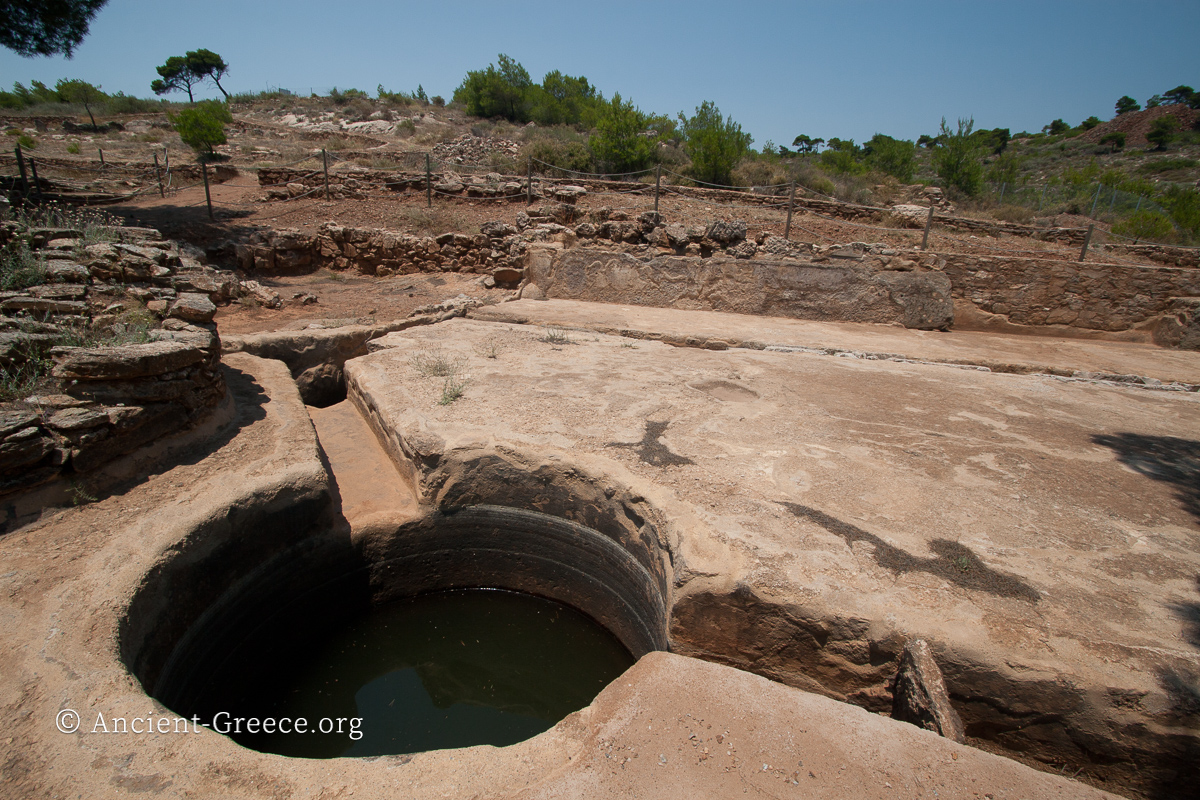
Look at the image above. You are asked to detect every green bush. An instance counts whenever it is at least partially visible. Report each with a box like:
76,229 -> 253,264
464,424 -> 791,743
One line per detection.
863,133 -> 915,181
17,134 -> 36,149
169,100 -> 232,154
678,101 -> 752,186
589,93 -> 659,174
1099,131 -> 1126,151
932,117 -> 985,196
66,142 -> 80,154
1147,116 -> 1181,150
522,135 -> 593,175
452,54 -> 533,122
1161,185 -> 1200,240
1113,210 -> 1175,243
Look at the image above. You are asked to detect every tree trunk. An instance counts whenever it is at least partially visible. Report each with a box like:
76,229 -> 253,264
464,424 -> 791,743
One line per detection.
213,77 -> 230,101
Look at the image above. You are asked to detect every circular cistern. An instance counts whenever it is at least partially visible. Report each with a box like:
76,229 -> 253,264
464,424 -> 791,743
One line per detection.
122,503 -> 670,758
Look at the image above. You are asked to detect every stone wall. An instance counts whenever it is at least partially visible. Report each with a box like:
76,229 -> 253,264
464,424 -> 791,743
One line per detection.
233,222 -> 529,283
933,251 -> 1200,333
527,248 -> 955,331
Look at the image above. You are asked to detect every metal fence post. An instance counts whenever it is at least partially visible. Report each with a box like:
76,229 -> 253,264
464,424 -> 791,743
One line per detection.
98,148 -> 104,167
201,161 -> 214,220
921,204 -> 935,250
784,180 -> 795,240
1089,184 -> 1102,217
1078,223 -> 1094,262
999,182 -> 1006,205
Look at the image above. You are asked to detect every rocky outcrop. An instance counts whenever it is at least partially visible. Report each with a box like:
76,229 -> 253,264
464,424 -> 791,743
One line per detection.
527,249 -> 954,330
0,325 -> 223,492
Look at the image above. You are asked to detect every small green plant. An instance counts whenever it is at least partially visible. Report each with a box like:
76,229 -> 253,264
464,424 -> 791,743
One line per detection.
66,142 -> 80,154
17,134 -> 36,149
540,326 -> 574,344
954,556 -> 972,574
439,375 -> 468,405
475,341 -> 504,359
0,241 -> 47,290
67,480 -> 98,506
0,348 -> 50,402
397,118 -> 417,136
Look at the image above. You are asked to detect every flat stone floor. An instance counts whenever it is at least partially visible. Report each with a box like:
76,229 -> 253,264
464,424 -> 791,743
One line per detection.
0,352 -> 1125,800
473,299 -> 1200,385
346,302 -> 1200,796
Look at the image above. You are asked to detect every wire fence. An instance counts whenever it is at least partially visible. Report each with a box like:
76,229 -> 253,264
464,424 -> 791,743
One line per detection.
3,141 -> 1198,261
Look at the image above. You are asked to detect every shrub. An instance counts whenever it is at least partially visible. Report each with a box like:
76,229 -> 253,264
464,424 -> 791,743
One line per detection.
590,93 -> 659,174
932,117 -> 985,196
522,135 -> 593,175
328,87 -> 369,106
1161,185 -> 1200,240
169,100 -> 232,154
1044,119 -> 1070,135
678,100 -> 752,186
66,142 -> 80,154
1147,116 -> 1181,150
1099,131 -> 1126,151
1113,210 -> 1176,243
1080,116 -> 1102,131
17,134 -> 36,149
863,133 -> 915,181
452,54 -> 533,122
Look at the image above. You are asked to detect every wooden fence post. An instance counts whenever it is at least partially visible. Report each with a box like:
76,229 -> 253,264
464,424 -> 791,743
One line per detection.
29,158 -> 44,203
14,144 -> 28,198
1078,223 -> 1094,262
322,148 -> 330,200
98,148 -> 104,166
426,153 -> 432,208
153,152 -> 164,197
201,162 -> 214,220
654,164 -> 662,221
784,181 -> 795,240
921,204 -> 935,250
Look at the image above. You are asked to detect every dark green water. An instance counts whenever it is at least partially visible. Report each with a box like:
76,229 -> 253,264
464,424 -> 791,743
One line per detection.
189,589 -> 634,758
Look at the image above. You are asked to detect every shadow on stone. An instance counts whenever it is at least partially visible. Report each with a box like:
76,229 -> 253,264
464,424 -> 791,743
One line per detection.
780,503 -> 1041,602
606,421 -> 694,467
1092,433 -> 1200,523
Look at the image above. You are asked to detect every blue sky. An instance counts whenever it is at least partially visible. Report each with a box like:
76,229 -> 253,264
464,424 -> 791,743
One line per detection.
2,0 -> 1197,148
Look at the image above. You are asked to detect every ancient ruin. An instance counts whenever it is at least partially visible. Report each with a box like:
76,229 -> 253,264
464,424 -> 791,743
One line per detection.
1,133 -> 1197,800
